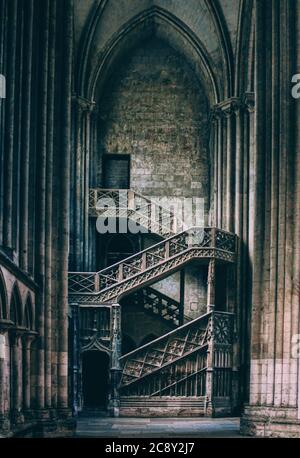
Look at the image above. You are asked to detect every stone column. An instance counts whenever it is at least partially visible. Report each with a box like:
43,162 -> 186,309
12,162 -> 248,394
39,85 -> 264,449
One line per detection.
224,108 -> 232,231
109,304 -> 122,417
10,330 -> 24,424
22,332 -> 36,412
44,0 -> 57,412
205,313 -> 214,416
35,0 -> 50,412
72,97 -> 95,272
212,98 -> 241,231
3,0 -> 17,249
0,331 -> 5,416
73,98 -> 84,272
207,258 -> 216,313
240,93 -> 254,401
0,327 -> 9,432
210,111 -> 218,227
216,112 -> 223,227
70,304 -> 79,416
19,0 -> 33,272
57,0 -> 73,414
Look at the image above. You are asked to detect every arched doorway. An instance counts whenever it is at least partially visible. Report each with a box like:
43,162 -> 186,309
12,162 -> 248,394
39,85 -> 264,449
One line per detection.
82,351 -> 110,409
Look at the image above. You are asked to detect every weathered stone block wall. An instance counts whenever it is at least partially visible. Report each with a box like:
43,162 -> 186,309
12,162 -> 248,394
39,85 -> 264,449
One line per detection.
99,37 -> 210,207
183,266 -> 207,319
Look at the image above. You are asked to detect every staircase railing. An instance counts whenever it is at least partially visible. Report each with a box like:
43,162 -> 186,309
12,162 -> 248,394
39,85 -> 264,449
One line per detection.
130,286 -> 191,327
68,227 -> 236,305
119,311 -> 234,400
89,188 -> 185,237
119,311 -> 211,387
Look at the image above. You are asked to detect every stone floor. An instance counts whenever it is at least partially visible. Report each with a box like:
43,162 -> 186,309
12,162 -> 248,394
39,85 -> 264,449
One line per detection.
76,416 -> 241,438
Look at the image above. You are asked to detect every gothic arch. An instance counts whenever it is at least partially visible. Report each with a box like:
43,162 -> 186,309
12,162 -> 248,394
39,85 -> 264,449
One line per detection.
81,335 -> 111,355
0,269 -> 8,320
203,0 -> 234,97
24,294 -> 34,330
235,0 -> 255,95
78,6 -> 228,105
9,283 -> 23,326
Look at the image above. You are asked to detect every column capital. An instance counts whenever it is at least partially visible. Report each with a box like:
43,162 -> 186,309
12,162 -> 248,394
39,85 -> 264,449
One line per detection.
73,95 -> 96,112
9,326 -> 27,345
211,95 -> 255,119
243,92 -> 255,113
0,319 -> 14,333
22,330 -> 38,347
211,97 -> 242,119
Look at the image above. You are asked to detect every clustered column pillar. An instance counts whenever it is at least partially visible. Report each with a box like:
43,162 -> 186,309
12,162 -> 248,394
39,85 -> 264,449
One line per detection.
72,96 -> 95,273
211,98 -> 241,231
109,304 -> 122,417
10,330 -> 24,425
209,95 -> 254,414
23,332 -> 36,413
0,326 -> 9,432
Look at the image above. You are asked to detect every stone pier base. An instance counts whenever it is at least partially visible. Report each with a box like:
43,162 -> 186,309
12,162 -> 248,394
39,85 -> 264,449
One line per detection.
241,406 -> 300,438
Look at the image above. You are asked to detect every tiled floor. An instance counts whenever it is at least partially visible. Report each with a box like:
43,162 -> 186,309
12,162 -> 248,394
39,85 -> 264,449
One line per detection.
76,416 -> 241,438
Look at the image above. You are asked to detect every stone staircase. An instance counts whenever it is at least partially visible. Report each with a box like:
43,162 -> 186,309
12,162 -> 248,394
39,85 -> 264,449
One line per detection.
69,189 -> 237,417
119,310 -> 234,416
68,226 -> 236,305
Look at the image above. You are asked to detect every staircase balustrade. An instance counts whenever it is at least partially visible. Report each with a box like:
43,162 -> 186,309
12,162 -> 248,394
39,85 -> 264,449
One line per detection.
69,227 -> 236,305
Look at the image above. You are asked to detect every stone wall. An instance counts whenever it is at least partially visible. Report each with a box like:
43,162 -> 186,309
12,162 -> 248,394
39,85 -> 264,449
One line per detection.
98,37 -> 210,208
121,302 -> 174,349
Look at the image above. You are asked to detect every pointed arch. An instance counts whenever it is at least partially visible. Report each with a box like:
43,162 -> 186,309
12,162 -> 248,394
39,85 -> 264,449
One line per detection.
24,293 -> 34,330
0,269 -> 8,320
9,283 -> 23,326
77,0 -> 108,96
79,6 -> 223,105
235,0 -> 255,95
204,0 -> 234,97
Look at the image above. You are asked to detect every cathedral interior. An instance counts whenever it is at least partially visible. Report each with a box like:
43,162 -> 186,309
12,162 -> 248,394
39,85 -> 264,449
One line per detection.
0,0 -> 300,438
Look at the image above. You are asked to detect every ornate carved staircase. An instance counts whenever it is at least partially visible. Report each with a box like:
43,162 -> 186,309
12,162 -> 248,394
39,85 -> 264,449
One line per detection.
68,227 -> 236,305
69,189 -> 237,417
119,310 -> 234,416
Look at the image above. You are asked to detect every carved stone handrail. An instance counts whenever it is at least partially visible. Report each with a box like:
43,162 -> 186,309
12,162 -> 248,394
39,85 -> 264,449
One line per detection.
119,311 -> 212,386
119,311 -> 234,397
68,227 -> 237,305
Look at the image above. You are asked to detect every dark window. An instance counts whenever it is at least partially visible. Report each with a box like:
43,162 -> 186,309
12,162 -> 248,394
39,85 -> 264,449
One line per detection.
103,154 -> 130,189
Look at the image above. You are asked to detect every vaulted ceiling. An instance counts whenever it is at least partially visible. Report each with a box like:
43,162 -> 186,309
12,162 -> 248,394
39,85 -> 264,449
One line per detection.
73,0 -> 253,104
